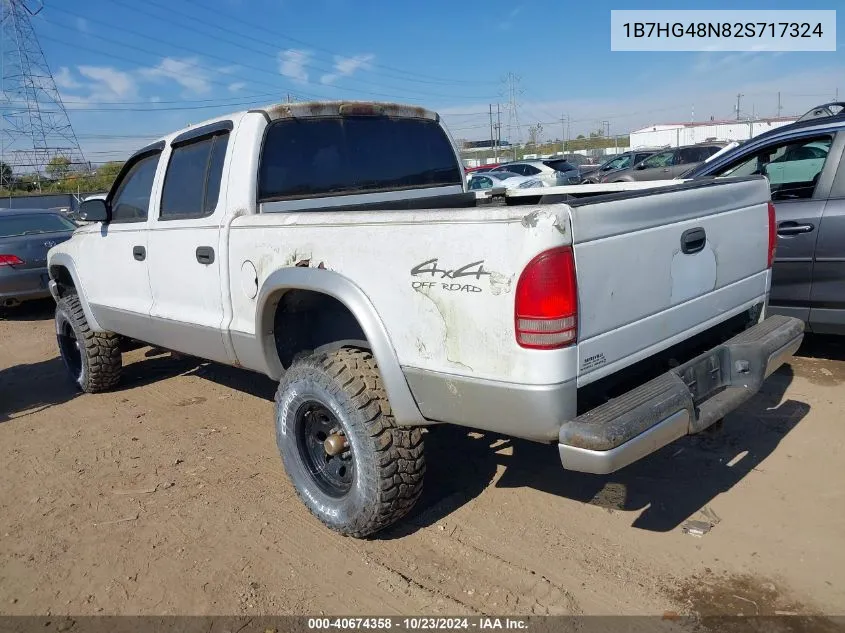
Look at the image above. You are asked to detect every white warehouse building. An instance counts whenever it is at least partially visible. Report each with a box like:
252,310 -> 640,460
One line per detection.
629,117 -> 798,149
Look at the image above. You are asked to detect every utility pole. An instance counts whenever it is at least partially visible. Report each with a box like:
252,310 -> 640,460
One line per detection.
735,93 -> 744,120
495,103 -> 501,162
503,72 -> 522,160
777,92 -> 782,117
488,104 -> 494,164
560,115 -> 567,154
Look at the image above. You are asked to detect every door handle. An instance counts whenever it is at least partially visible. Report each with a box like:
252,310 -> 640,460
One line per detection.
195,246 -> 215,265
777,222 -> 815,236
681,227 -> 706,254
133,245 -> 146,261
662,168 -> 670,172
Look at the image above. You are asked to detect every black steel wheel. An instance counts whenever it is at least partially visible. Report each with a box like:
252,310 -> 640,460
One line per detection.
57,317 -> 82,381
294,401 -> 355,497
274,347 -> 425,537
54,295 -> 122,392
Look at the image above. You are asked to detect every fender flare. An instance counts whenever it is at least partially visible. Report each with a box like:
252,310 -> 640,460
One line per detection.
47,253 -> 105,332
256,267 -> 426,426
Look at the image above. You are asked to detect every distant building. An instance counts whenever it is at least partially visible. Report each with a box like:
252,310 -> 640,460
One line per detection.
460,139 -> 511,153
629,116 -> 798,149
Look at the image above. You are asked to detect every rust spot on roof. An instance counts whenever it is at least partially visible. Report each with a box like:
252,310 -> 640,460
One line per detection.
261,100 -> 438,122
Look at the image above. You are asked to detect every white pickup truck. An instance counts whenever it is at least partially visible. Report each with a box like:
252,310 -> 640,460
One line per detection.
47,101 -> 804,537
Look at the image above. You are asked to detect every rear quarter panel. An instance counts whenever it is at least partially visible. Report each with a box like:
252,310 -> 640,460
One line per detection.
227,204 -> 577,384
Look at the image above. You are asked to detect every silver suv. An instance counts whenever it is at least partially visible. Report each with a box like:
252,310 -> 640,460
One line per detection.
600,143 -> 726,182
490,159 -> 580,186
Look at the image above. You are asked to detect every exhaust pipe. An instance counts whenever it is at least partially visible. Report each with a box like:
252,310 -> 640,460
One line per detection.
1,298 -> 21,308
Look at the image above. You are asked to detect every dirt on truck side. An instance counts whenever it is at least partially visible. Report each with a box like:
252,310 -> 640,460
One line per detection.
1,299 -> 844,626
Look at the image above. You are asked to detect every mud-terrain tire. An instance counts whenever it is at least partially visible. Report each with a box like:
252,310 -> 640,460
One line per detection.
274,347 -> 425,537
55,295 -> 122,392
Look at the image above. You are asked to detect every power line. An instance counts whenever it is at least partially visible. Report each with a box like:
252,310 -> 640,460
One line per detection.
37,31 -> 321,102
49,2 -> 496,101
178,0 -> 497,87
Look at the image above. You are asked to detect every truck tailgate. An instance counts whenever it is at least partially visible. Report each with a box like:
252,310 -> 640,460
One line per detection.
570,177 -> 772,386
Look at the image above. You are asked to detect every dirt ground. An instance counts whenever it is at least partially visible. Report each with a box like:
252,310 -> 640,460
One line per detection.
1,299 -> 844,621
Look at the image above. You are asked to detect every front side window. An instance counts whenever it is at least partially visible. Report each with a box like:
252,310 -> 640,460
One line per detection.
258,116 -> 461,201
160,132 -> 230,219
605,155 -> 631,170
110,152 -> 161,223
639,151 -> 675,169
713,135 -> 833,200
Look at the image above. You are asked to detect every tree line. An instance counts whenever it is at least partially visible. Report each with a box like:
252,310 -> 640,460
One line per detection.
0,157 -> 123,196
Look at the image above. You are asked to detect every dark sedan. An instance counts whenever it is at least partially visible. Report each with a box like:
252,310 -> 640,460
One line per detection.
0,209 -> 77,308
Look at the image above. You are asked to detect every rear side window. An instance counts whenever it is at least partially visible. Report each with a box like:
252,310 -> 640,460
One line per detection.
160,132 -> 230,220
258,116 -> 462,201
677,148 -> 704,164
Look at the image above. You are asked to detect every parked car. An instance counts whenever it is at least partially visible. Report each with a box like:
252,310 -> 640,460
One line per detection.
683,103 -> 845,334
48,99 -> 802,539
600,143 -> 726,182
467,170 -> 536,199
579,149 -> 660,183
490,159 -> 580,186
464,164 -> 503,176
0,209 -> 77,308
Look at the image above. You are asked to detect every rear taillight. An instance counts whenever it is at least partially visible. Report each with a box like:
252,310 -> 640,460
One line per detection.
767,201 -> 777,268
0,254 -> 24,266
515,246 -> 577,349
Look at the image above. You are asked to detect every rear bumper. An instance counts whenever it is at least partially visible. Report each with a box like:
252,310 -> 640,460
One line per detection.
0,267 -> 52,303
558,314 -> 805,474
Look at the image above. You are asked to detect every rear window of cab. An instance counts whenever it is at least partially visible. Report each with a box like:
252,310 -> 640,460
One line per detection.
257,116 -> 462,202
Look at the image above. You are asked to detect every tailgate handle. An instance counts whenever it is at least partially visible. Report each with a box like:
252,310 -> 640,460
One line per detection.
681,227 -> 706,254
132,245 -> 146,261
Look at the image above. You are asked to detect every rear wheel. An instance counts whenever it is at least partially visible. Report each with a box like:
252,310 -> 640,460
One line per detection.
55,295 -> 122,392
274,347 -> 425,537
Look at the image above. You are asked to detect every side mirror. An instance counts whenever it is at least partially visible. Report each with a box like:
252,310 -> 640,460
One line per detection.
78,198 -> 108,222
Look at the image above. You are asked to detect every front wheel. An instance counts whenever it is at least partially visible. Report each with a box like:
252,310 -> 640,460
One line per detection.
55,295 -> 122,392
274,348 -> 425,537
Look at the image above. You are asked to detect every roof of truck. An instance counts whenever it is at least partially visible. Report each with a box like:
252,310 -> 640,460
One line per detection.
129,100 -> 442,162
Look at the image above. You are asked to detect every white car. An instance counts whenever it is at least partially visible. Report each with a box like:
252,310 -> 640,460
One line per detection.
47,100 -> 802,538
467,170 -> 541,199
490,159 -> 580,186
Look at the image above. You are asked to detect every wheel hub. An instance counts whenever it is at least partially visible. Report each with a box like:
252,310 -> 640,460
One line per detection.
294,402 -> 354,497
324,432 -> 347,456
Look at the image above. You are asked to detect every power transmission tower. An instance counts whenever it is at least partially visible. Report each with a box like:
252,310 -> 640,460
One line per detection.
1,0 -> 87,191
502,72 -> 522,160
